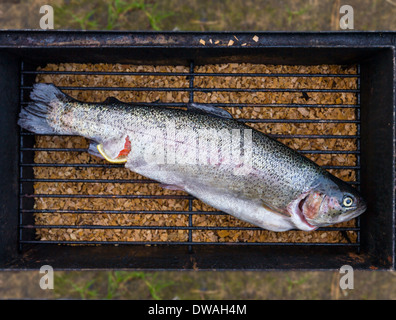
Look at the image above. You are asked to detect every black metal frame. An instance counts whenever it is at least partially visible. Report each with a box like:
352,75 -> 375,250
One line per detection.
0,31 -> 394,270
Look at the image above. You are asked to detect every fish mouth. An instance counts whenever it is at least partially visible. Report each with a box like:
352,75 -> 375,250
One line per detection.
288,193 -> 318,231
337,202 -> 367,224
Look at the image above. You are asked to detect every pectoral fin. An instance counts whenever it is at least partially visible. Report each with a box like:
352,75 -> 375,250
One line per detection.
88,141 -> 104,159
159,184 -> 185,191
261,201 -> 291,217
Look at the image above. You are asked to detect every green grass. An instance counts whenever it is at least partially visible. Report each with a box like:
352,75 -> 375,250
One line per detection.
54,0 -> 174,31
54,271 -> 174,300
285,5 -> 311,26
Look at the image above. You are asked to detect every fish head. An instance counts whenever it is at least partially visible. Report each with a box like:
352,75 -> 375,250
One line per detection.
288,174 -> 367,231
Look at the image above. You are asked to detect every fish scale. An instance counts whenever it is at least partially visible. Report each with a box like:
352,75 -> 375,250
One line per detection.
18,83 -> 366,231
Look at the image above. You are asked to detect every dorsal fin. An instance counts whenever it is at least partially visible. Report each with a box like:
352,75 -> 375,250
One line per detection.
187,103 -> 233,119
104,96 -> 122,104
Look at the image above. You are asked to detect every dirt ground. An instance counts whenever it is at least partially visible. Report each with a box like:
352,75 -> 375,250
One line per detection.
0,0 -> 395,300
0,269 -> 396,299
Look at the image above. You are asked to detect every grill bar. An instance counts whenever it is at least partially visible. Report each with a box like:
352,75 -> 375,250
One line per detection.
18,240 -> 360,247
355,64 -> 362,254
20,85 -> 359,93
18,60 -> 24,252
23,194 -> 195,199
21,178 -> 158,183
21,209 -> 225,215
20,101 -> 360,108
188,61 -> 195,252
22,70 -> 359,77
19,132 -> 360,139
20,147 -> 361,154
17,118 -> 359,124
20,224 -> 360,232
18,61 -> 361,251
19,163 -> 361,170
21,178 -> 360,184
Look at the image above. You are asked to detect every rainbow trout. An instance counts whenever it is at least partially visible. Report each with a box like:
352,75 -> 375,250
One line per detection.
18,83 -> 366,231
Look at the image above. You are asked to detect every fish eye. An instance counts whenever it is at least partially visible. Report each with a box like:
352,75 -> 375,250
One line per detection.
342,196 -> 354,207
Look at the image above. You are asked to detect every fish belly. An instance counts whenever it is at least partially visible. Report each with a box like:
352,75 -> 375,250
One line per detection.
124,132 -> 294,232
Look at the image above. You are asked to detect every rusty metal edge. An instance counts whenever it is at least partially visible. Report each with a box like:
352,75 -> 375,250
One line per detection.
0,30 -> 395,48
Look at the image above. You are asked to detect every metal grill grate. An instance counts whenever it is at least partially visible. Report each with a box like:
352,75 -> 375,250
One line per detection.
18,61 -> 361,252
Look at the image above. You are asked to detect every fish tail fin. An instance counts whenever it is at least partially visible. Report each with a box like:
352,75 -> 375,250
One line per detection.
18,83 -> 69,134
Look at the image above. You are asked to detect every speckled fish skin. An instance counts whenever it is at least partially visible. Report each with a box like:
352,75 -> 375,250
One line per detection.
18,83 -> 367,231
